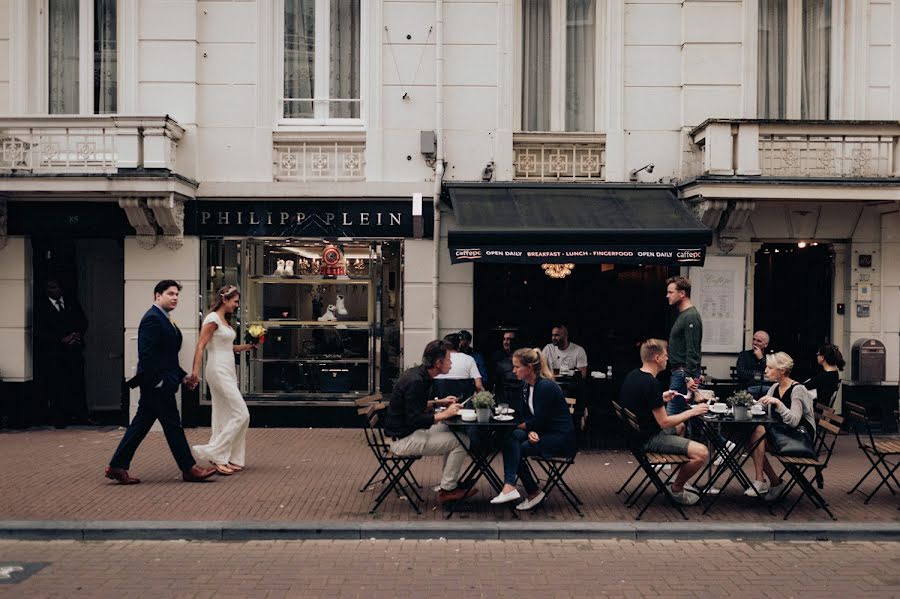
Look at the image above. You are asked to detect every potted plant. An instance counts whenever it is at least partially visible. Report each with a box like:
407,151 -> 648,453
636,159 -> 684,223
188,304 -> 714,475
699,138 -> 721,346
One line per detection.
471,390 -> 495,423
725,390 -> 755,420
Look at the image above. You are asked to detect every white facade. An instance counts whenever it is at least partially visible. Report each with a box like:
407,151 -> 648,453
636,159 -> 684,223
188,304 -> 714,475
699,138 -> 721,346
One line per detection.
1,0 -> 899,398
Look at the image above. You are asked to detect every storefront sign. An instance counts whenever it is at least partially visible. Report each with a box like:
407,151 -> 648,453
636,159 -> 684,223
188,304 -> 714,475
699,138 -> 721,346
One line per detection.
449,244 -> 707,266
7,202 -> 134,237
186,200 -> 433,238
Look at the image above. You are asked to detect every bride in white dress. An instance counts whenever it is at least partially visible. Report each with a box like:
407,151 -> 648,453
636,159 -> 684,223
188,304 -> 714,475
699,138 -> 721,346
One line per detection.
189,285 -> 257,475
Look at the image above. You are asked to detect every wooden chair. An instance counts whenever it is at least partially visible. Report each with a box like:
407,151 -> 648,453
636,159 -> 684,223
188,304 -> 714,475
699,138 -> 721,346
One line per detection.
771,412 -> 843,520
526,397 -> 583,516
844,401 -> 900,504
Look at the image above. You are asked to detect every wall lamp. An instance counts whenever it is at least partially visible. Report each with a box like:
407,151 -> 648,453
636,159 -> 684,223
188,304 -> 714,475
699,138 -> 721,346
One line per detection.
629,163 -> 655,182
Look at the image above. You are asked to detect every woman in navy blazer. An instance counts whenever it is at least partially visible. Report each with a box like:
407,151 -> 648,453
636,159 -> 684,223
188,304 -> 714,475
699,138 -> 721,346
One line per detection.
490,347 -> 576,511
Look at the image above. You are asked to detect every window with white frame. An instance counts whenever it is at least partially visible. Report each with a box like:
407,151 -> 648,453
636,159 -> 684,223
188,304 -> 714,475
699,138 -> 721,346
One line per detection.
282,0 -> 361,123
758,0 -> 831,119
47,0 -> 117,114
519,0 -> 600,132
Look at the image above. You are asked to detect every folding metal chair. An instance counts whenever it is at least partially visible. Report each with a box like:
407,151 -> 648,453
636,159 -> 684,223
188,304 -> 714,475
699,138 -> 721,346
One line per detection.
612,401 -> 646,497
526,398 -> 583,516
358,405 -> 424,514
618,407 -> 692,520
771,413 -> 843,520
844,401 -> 900,504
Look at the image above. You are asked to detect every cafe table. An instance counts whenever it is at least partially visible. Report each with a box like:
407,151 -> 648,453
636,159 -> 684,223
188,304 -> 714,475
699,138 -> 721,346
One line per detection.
695,410 -> 779,515
444,414 -> 519,519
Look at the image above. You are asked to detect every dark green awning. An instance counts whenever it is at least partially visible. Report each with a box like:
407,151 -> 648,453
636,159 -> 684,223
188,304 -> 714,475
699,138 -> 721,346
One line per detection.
444,183 -> 712,266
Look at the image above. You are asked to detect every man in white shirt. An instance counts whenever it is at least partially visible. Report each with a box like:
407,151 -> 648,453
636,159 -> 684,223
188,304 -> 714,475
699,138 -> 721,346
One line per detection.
436,333 -> 484,393
542,325 -> 588,379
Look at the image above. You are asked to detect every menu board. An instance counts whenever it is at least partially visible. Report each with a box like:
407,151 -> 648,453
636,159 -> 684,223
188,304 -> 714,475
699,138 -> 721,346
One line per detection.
688,255 -> 746,353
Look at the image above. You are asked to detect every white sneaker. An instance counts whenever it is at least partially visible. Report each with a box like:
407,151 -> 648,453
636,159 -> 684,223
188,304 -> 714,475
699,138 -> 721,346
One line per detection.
274,259 -> 285,276
682,483 -> 720,496
666,485 -> 700,506
743,479 -> 769,497
515,491 -> 546,511
490,489 -> 521,504
653,464 -> 672,472
765,480 -> 787,502
713,440 -> 737,466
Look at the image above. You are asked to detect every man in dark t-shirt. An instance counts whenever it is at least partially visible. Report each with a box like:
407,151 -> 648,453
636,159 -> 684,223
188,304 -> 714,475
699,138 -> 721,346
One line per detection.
620,339 -> 709,505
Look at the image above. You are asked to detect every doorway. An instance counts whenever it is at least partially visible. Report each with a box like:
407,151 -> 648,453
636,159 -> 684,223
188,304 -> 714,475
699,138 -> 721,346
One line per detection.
32,238 -> 125,418
753,243 -> 833,381
473,263 -> 674,376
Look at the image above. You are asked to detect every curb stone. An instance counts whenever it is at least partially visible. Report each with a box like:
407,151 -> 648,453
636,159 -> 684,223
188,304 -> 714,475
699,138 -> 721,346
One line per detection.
1,521 -> 899,542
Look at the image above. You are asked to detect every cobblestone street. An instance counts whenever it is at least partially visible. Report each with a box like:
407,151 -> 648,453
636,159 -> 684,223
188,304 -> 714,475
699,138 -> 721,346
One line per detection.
0,538 -> 898,598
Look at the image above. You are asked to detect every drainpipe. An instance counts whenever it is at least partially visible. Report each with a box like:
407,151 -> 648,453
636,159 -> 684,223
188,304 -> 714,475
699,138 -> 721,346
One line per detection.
431,0 -> 444,339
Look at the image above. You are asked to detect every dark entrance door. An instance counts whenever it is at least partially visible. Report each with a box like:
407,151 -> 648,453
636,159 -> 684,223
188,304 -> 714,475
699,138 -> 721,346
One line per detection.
32,238 -> 125,422
473,263 -> 674,378
753,243 -> 833,382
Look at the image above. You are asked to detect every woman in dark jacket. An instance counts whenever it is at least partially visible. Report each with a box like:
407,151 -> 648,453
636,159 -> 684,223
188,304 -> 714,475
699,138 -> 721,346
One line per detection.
490,347 -> 576,511
804,343 -> 844,407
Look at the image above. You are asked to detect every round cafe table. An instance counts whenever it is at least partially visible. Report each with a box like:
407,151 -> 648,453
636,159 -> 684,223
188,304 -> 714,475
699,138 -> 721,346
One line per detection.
695,410 -> 779,515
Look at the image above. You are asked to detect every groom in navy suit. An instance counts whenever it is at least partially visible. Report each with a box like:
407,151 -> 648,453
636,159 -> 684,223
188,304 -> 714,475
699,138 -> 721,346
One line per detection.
105,280 -> 215,484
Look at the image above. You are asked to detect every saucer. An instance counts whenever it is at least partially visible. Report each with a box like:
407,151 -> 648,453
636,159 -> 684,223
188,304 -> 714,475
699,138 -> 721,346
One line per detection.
492,414 -> 514,422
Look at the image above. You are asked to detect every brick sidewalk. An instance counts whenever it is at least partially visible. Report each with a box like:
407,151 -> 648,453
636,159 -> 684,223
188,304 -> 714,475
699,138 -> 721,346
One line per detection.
0,427 -> 897,523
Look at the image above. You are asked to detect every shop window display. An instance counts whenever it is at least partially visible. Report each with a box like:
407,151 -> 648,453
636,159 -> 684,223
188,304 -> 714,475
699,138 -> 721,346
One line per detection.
202,239 -> 402,403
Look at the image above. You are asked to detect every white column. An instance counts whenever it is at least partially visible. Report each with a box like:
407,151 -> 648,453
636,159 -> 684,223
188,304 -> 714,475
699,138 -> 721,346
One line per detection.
735,123 -> 762,176
704,122 -> 735,176
0,237 -> 33,383
123,236 -> 201,427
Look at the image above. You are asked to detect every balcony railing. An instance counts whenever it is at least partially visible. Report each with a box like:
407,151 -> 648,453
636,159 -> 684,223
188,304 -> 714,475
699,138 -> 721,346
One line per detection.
688,120 -> 900,179
0,116 -> 183,174
513,132 -> 606,182
273,131 -> 365,182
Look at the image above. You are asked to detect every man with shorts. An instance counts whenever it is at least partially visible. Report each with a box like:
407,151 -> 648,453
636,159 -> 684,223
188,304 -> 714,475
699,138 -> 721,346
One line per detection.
620,339 -> 709,505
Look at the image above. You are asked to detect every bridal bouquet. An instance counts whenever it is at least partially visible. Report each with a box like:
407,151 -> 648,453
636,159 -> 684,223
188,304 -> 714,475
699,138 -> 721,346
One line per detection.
245,324 -> 267,345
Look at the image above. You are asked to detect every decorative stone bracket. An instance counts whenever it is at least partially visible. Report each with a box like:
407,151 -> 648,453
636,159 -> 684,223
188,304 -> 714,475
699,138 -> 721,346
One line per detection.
118,195 -> 185,250
691,198 -> 756,254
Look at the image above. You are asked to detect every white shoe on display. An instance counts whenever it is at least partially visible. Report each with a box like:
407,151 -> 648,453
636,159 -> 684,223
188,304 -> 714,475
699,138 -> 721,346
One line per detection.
317,305 -> 337,322
283,260 -> 294,276
274,259 -> 285,276
335,294 -> 348,316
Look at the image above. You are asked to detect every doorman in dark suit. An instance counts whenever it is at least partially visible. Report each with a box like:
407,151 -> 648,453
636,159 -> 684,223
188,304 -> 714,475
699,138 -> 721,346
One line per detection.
105,280 -> 215,484
33,278 -> 89,428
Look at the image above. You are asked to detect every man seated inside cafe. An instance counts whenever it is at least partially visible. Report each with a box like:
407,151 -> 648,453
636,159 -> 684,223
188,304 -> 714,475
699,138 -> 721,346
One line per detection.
736,330 -> 770,399
541,325 -> 588,379
384,340 -> 478,504
435,333 -> 484,397
620,338 -> 709,505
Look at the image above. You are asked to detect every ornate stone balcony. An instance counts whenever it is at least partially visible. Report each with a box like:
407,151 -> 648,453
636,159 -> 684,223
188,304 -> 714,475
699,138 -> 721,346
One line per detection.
688,119 -> 900,179
273,131 -> 365,182
512,132 -> 606,182
0,115 -> 183,174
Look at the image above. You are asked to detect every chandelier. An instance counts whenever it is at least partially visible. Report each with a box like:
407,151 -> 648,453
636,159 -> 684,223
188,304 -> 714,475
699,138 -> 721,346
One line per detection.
541,263 -> 575,279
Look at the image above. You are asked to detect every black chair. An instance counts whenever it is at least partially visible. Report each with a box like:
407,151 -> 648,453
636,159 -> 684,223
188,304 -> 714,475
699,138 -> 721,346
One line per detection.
614,402 -> 692,520
844,401 -> 900,504
771,413 -> 842,520
526,398 -> 583,516
355,395 -> 422,493
359,403 -> 424,514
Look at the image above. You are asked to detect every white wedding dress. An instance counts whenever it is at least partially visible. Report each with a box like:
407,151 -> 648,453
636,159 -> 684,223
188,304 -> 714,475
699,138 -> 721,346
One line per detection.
191,312 -> 250,467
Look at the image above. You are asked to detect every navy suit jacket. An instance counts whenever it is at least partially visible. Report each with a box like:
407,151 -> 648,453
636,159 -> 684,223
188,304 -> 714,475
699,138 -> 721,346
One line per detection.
522,377 -> 576,458
134,306 -> 186,394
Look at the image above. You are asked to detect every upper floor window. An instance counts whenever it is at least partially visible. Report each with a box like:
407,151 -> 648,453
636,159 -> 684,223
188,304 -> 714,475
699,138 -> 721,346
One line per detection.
48,0 -> 117,114
283,0 -> 361,123
520,0 -> 599,132
758,0 -> 831,119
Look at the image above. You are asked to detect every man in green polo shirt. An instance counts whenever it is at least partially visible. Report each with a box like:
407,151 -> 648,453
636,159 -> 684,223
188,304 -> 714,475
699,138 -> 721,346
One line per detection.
665,276 -> 703,425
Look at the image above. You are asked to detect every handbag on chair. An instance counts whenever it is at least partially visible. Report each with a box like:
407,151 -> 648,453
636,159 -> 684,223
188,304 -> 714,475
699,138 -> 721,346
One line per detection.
766,422 -> 816,459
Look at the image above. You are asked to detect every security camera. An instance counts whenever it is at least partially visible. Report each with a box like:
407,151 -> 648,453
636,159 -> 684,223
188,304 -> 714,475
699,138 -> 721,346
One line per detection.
629,163 -> 655,181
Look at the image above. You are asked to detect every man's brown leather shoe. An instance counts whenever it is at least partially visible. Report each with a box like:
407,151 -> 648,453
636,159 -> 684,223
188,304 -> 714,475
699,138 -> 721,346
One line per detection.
182,465 -> 216,482
105,467 -> 140,485
437,486 -> 479,504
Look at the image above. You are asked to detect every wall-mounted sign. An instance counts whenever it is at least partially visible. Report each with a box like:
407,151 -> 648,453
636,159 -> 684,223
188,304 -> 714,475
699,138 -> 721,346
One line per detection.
449,244 -> 706,266
186,200 -> 434,238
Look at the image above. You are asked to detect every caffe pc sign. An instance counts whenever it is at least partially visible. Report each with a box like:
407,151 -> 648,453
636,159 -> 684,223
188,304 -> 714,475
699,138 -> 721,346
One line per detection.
450,244 -> 707,266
